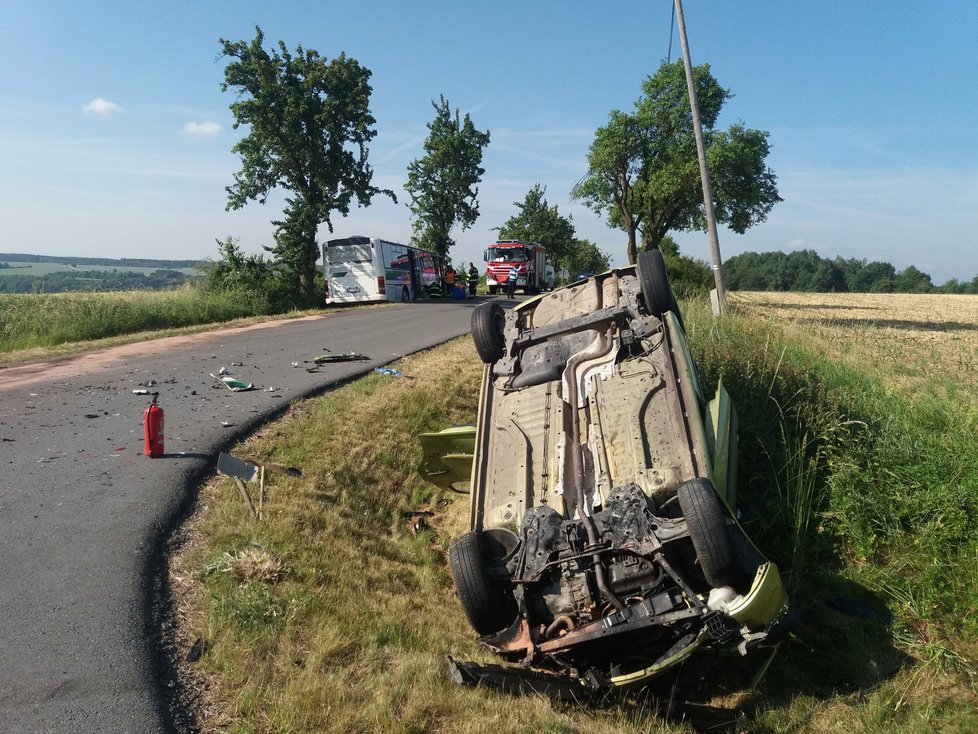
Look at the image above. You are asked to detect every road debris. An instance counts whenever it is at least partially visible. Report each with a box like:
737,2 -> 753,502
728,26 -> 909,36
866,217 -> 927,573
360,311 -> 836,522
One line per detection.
265,463 -> 303,477
211,374 -> 255,392
373,367 -> 404,378
314,352 -> 369,364
186,637 -> 209,663
217,452 -> 260,482
410,516 -> 430,534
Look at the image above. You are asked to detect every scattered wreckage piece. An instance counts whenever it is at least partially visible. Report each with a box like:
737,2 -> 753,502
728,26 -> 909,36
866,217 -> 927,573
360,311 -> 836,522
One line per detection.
216,452 -> 304,520
313,352 -> 370,364
417,426 -> 475,493
210,373 -> 255,392
429,254 -> 791,694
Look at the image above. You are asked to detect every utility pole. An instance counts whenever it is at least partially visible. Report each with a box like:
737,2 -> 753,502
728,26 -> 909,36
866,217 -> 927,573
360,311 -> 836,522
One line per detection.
674,0 -> 726,312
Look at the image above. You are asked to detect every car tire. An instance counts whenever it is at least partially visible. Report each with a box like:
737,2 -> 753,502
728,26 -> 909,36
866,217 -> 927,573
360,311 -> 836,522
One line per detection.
678,478 -> 741,588
448,531 -> 516,635
471,302 -> 506,364
637,249 -> 674,317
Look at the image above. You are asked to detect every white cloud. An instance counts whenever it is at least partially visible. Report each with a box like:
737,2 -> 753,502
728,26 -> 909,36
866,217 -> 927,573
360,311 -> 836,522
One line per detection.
82,97 -> 122,116
183,121 -> 223,138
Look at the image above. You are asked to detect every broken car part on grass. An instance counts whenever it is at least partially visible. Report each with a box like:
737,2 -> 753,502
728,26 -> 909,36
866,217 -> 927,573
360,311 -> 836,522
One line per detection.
427,252 -> 791,696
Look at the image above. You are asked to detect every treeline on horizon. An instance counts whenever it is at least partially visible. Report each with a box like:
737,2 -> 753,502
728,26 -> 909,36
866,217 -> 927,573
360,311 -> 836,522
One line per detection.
724,249 -> 978,294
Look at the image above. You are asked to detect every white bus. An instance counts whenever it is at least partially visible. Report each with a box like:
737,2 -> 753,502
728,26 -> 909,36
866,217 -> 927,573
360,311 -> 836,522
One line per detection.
323,236 -> 441,304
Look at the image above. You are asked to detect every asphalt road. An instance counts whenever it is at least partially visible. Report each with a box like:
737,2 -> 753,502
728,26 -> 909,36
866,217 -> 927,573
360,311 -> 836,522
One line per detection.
0,299 -> 484,733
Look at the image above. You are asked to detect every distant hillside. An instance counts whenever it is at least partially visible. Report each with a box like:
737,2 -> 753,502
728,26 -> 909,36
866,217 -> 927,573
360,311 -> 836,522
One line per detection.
0,253 -> 204,293
0,253 -> 202,269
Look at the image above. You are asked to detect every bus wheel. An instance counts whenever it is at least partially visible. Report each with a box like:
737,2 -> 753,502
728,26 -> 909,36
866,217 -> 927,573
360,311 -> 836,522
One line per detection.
471,302 -> 505,363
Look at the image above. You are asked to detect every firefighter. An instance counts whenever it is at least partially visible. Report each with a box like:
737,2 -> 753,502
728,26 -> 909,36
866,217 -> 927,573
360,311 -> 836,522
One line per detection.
506,263 -> 520,298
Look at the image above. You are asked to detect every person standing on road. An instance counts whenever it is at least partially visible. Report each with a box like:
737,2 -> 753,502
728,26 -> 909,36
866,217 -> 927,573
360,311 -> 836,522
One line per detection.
506,263 -> 520,298
468,262 -> 479,297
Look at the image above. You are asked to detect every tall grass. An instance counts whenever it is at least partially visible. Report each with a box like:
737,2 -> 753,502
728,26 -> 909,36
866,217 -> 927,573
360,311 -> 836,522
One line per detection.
684,295 -> 978,728
0,285 -> 280,353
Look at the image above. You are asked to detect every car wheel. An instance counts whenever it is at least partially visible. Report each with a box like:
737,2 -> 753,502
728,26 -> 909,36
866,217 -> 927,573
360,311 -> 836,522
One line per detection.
448,531 -> 516,635
471,302 -> 506,364
678,478 -> 741,588
637,249 -> 674,317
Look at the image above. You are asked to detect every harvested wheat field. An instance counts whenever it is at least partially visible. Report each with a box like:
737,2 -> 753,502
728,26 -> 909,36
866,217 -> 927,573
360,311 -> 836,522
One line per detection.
730,291 -> 978,407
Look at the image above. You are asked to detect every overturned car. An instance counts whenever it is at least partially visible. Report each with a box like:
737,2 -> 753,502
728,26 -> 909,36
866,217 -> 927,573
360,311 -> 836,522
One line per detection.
445,252 -> 790,692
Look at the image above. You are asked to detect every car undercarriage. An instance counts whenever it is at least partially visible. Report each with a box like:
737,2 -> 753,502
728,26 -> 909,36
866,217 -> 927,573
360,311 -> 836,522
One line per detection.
436,253 -> 790,693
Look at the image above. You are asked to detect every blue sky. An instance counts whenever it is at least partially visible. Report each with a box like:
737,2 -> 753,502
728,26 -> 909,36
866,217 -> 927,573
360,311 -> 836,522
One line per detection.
1,1 -> 976,283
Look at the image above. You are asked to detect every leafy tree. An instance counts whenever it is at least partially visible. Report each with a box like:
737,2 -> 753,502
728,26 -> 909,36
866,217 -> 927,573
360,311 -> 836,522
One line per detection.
405,96 -> 490,258
574,60 -> 781,264
659,236 -> 712,297
894,265 -> 933,293
563,238 -> 611,281
571,112 -> 646,265
497,185 -> 577,270
219,27 -> 391,304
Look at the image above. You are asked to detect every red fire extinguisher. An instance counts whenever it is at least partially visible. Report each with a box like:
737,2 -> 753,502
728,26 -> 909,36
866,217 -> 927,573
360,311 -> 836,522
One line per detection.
144,392 -> 164,458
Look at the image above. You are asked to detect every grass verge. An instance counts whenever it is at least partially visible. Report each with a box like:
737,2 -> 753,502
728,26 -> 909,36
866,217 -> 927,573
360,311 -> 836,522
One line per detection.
0,289 -> 331,365
171,295 -> 978,733
0,286 -> 296,356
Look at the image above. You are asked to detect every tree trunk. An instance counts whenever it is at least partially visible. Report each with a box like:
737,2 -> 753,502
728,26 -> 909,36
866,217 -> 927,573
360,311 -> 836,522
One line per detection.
300,229 -> 319,306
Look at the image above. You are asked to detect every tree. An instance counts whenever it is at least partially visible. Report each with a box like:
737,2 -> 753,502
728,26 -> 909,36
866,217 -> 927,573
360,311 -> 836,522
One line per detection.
573,60 -> 781,264
659,235 -> 712,297
571,111 -> 646,265
405,96 -> 490,258
497,185 -> 576,271
219,27 -> 391,304
894,265 -> 933,293
564,238 -> 611,280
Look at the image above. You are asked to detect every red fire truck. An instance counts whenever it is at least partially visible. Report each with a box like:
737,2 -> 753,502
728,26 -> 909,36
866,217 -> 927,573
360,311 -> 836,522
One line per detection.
483,240 -> 554,295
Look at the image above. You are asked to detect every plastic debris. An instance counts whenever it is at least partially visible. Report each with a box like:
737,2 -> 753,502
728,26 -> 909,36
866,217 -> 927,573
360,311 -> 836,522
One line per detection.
410,516 -> 430,534
373,367 -> 403,378
292,361 -> 300,368
314,352 -> 369,364
132,389 -> 149,395
217,452 -> 260,482
210,374 -> 255,392
218,366 -> 229,376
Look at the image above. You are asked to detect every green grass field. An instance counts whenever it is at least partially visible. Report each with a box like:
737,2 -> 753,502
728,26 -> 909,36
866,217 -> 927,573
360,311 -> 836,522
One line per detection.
169,292 -> 978,733
0,287 -> 282,357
